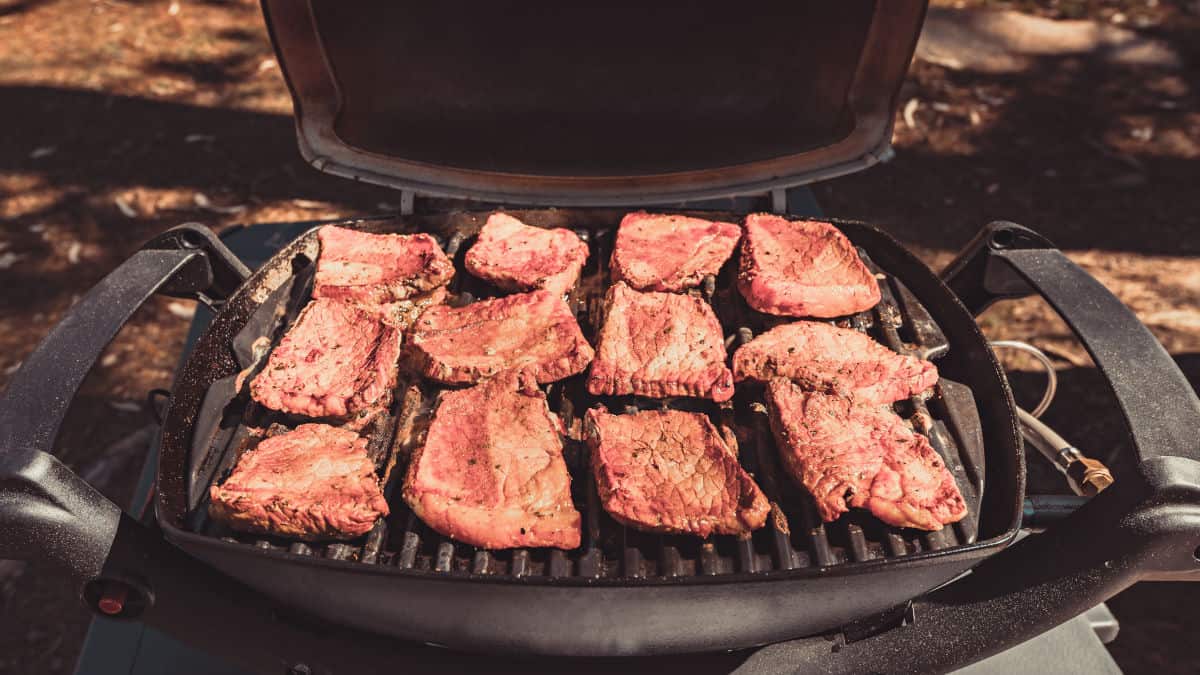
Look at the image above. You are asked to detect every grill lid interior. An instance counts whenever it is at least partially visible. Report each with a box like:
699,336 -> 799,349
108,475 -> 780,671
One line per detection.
263,0 -> 928,205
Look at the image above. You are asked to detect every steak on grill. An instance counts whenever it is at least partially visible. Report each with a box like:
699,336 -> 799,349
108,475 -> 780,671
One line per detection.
737,214 -> 880,318
251,297 -> 402,420
209,423 -> 389,540
587,282 -> 734,401
465,212 -> 589,296
314,225 -> 455,305
733,321 -> 938,404
609,212 -> 741,292
408,290 -> 594,385
403,370 -> 581,549
585,408 -> 769,537
766,380 -> 967,531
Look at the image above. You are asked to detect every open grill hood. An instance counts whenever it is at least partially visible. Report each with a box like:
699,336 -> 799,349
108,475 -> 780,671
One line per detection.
262,1 -> 929,205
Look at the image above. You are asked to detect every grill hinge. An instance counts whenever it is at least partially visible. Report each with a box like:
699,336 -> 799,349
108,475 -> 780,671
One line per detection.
399,190 -> 415,216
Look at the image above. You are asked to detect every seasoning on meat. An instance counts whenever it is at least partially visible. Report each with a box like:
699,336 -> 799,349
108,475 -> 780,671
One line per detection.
609,212 -> 741,292
733,321 -> 938,404
465,212 -> 589,296
587,282 -> 734,401
403,371 -> 581,549
766,380 -> 966,531
314,225 -> 454,304
209,424 -> 388,540
408,290 -> 594,385
376,286 -> 448,331
250,297 -> 402,420
585,408 -> 769,537
737,214 -> 880,317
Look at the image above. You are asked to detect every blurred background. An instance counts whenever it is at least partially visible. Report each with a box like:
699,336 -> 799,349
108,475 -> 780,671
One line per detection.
0,0 -> 1196,672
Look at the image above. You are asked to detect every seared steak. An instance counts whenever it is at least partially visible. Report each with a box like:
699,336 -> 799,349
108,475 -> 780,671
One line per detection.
251,297 -> 402,420
766,380 -> 966,531
403,371 -> 581,549
465,212 -> 589,296
209,423 -> 388,540
737,214 -> 880,317
587,282 -> 734,401
733,321 -> 938,404
408,290 -> 594,385
585,408 -> 769,537
314,225 -> 454,304
609,212 -> 741,292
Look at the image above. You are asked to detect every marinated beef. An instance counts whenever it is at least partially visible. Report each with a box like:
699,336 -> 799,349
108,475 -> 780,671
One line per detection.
465,212 -> 589,296
585,408 -> 769,537
209,423 -> 388,540
408,290 -> 594,385
733,321 -> 938,404
766,380 -> 966,531
587,282 -> 734,401
737,214 -> 880,318
251,297 -> 402,420
609,212 -> 741,292
403,371 -> 581,549
314,225 -> 454,305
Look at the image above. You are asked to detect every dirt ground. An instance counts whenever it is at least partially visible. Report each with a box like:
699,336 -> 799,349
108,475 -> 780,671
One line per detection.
0,0 -> 1197,673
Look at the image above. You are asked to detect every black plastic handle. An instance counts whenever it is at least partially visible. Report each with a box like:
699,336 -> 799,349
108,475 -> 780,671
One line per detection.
0,224 -> 248,584
771,221 -> 1200,672
945,222 -> 1200,467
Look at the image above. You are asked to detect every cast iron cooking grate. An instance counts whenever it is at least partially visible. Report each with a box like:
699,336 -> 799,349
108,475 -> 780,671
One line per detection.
184,216 -> 987,579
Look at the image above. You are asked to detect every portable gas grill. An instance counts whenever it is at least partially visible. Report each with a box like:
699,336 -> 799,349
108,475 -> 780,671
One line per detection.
3,2 -> 1199,674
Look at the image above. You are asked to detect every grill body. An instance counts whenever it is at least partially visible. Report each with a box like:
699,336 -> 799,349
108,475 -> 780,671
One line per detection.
153,209 -> 1024,655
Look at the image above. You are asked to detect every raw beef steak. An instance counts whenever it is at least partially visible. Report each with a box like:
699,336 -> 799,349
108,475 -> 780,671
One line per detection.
585,408 -> 769,537
251,297 -> 402,420
403,371 -> 581,549
766,380 -> 967,531
737,214 -> 880,317
408,290 -> 594,385
209,424 -> 388,540
587,282 -> 734,401
314,225 -> 454,304
733,321 -> 938,404
609,212 -> 741,292
465,212 -> 589,295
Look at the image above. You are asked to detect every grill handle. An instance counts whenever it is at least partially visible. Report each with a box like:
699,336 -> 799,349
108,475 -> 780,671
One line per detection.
943,221 -> 1200,467
811,222 -> 1200,672
0,224 -> 248,585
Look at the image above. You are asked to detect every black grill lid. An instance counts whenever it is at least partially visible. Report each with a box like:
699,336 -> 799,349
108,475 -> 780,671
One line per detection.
263,1 -> 928,205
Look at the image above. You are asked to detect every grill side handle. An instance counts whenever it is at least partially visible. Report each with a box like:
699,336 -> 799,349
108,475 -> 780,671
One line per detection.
942,221 -> 1200,468
0,224 -> 248,587
806,221 -> 1200,672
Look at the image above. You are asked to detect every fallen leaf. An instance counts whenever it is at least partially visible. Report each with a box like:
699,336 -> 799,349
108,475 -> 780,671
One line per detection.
29,146 -> 56,159
167,301 -> 196,319
0,252 -> 20,270
108,400 -> 142,413
67,241 -> 82,264
903,98 -> 920,129
114,196 -> 138,218
194,192 -> 246,214
291,199 -> 327,210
